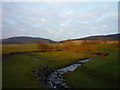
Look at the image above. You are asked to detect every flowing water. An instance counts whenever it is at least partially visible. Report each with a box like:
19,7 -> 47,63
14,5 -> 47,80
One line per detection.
45,58 -> 95,89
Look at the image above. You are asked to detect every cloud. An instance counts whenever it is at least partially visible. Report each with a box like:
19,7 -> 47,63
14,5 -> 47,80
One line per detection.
2,2 -> 118,40
103,25 -> 109,29
63,10 -> 73,15
60,23 -> 66,26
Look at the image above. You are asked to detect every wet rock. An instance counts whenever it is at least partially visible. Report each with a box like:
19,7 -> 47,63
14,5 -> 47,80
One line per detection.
33,65 -> 51,82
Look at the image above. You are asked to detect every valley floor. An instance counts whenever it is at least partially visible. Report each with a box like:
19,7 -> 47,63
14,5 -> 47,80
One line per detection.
2,44 -> 119,88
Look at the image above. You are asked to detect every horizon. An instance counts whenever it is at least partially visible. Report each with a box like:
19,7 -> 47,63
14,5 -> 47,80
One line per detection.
2,2 -> 118,41
2,32 -> 119,42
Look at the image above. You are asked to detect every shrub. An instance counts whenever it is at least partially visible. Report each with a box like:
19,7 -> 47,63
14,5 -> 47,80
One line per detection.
37,43 -> 49,51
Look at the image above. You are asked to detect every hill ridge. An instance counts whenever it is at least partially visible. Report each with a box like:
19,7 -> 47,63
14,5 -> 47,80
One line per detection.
2,33 -> 119,44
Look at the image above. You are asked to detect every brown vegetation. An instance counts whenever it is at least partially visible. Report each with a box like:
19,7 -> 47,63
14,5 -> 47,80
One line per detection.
93,53 -> 109,56
60,40 -> 119,45
73,40 -> 119,45
36,40 -> 119,52
37,43 -> 49,51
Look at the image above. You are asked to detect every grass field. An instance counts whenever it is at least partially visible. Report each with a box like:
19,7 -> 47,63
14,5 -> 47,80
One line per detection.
2,43 -> 119,88
2,44 -> 38,54
2,51 -> 93,88
65,44 -> 118,88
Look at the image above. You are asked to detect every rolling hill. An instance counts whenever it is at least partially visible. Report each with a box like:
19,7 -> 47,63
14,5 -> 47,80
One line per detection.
1,33 -> 119,44
74,33 -> 120,41
2,36 -> 55,44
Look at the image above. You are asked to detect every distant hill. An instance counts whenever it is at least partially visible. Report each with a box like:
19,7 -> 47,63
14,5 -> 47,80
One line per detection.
74,33 -> 120,41
1,33 -> 119,44
2,36 -> 55,44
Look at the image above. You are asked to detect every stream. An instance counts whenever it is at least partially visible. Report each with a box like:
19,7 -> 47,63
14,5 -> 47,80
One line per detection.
45,57 -> 96,89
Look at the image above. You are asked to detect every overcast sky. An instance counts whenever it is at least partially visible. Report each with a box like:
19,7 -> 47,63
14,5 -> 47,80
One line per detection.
2,2 -> 118,41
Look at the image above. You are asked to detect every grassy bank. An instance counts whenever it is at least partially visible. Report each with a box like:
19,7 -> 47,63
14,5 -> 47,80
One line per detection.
65,44 -> 118,88
2,51 -> 93,88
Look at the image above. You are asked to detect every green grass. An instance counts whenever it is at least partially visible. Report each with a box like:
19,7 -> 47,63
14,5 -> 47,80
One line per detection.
2,43 -> 67,54
2,44 -> 38,54
65,44 -> 118,88
2,43 -> 119,88
3,54 -> 44,88
2,51 -> 93,88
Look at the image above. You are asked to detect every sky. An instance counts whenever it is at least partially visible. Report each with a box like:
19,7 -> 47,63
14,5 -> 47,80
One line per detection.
2,2 -> 118,41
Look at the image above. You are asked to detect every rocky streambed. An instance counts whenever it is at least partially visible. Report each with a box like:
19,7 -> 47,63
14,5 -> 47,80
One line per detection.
33,53 -> 108,89
44,57 -> 96,89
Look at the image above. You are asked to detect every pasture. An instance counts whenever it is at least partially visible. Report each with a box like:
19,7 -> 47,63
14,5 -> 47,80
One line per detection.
2,43 -> 119,88
65,44 -> 118,88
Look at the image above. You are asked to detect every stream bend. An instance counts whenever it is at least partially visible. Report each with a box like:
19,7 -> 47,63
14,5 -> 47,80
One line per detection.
45,58 -> 95,88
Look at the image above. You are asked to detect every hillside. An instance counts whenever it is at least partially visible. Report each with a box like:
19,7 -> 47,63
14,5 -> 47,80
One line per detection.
74,33 -> 120,41
2,33 -> 119,44
2,36 -> 55,44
